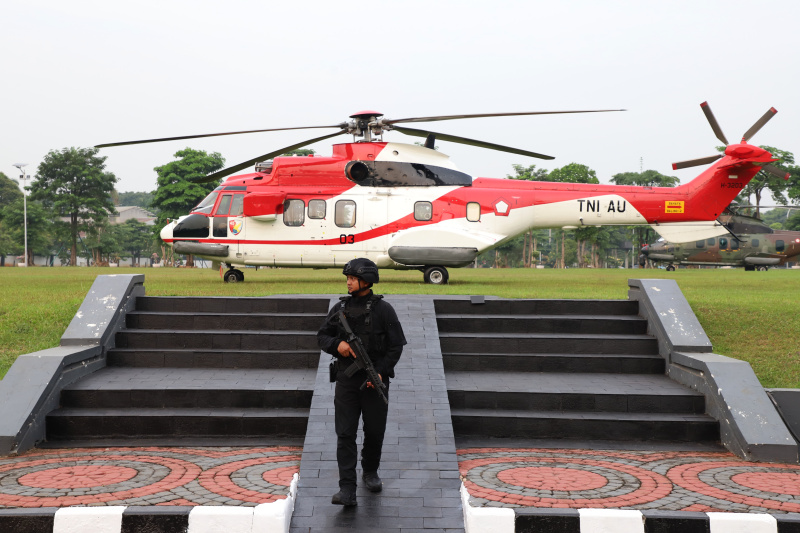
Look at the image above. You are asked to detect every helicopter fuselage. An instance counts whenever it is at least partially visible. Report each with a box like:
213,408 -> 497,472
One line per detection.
160,140 -> 768,279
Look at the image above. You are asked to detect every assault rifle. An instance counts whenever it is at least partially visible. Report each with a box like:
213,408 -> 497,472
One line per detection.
336,309 -> 389,405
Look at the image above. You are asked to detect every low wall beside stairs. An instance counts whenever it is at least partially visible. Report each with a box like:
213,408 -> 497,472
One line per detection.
629,278 -> 798,464
0,274 -> 143,455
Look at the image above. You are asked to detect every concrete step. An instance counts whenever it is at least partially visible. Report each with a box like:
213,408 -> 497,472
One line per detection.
447,389 -> 704,414
445,371 -> 704,412
134,296 -> 330,314
450,408 -> 719,442
61,388 -> 313,409
439,332 -> 659,355
442,352 -> 664,374
115,329 -> 319,350
107,348 -> 320,369
434,299 -> 639,316
46,407 -> 310,439
126,311 -> 325,331
436,314 -> 648,335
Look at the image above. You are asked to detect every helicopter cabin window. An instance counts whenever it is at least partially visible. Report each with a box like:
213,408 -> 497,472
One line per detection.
216,194 -> 233,216
414,201 -> 433,221
308,199 -> 326,219
193,191 -> 220,214
751,238 -> 760,247
283,199 -> 305,226
230,195 -> 244,217
696,240 -> 705,249
707,238 -> 715,246
777,240 -> 785,252
335,200 -> 356,228
730,238 -> 740,251
466,202 -> 481,222
719,237 -> 728,249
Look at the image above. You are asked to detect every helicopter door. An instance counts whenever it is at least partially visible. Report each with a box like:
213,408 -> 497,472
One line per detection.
333,191 -> 389,256
212,193 -> 245,254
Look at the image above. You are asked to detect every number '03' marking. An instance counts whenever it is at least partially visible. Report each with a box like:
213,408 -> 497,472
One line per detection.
339,234 -> 355,244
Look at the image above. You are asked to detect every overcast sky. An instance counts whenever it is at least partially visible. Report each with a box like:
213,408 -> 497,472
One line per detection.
4,0 -> 799,199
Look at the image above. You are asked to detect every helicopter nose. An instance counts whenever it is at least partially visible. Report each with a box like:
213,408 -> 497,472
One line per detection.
640,244 -> 649,255
160,220 -> 174,243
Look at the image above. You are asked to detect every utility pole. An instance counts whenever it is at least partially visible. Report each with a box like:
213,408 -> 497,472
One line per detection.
12,163 -> 29,267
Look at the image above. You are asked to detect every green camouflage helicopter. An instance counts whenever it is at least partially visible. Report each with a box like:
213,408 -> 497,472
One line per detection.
639,210 -> 800,271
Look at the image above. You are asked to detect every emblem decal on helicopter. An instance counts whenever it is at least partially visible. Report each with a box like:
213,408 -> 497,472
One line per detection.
665,201 -> 685,214
229,219 -> 243,235
494,200 -> 510,216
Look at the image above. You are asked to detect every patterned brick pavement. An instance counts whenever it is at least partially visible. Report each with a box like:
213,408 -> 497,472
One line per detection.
458,448 -> 800,515
3,445 -> 800,520
0,446 -> 299,508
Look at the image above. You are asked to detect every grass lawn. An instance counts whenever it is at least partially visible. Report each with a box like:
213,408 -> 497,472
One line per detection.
1,266 -> 798,388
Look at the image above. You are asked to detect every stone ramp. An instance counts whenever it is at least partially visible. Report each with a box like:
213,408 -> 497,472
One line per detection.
290,296 -> 464,533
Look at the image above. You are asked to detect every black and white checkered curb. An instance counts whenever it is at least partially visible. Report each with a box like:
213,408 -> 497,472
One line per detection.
460,484 -> 800,532
0,474 -> 297,533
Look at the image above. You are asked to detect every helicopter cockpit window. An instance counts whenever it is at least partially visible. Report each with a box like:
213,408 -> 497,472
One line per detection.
308,199 -> 326,219
216,194 -> 233,216
414,201 -> 433,221
230,195 -> 244,217
696,240 -> 705,249
193,191 -> 220,214
777,240 -> 785,252
283,199 -> 305,226
466,202 -> 481,222
335,200 -> 356,228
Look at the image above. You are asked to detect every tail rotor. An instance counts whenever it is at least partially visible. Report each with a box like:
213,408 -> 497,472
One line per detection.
671,102 -> 787,179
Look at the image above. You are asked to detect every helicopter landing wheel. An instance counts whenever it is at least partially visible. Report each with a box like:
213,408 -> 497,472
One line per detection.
757,266 -> 769,271
423,266 -> 449,285
224,268 -> 244,283
665,264 -> 676,272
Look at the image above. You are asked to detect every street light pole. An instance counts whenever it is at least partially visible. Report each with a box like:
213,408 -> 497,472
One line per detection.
12,163 -> 28,268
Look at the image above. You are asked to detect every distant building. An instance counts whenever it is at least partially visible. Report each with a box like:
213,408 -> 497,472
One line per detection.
110,206 -> 156,225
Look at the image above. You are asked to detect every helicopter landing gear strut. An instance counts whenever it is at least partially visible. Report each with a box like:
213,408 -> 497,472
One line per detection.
223,264 -> 244,283
422,266 -> 449,285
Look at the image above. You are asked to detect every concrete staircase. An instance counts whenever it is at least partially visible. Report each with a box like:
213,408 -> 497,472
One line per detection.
436,299 -> 720,444
45,296 -> 329,445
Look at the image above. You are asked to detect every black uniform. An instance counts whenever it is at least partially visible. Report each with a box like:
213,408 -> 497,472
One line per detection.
317,291 -> 406,491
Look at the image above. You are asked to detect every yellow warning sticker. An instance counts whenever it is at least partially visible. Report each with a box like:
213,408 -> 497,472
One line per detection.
665,201 -> 684,214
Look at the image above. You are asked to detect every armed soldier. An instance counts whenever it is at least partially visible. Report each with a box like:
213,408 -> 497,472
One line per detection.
317,258 -> 406,506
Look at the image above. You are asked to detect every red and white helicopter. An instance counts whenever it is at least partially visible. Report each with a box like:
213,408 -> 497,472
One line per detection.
98,103 -> 787,283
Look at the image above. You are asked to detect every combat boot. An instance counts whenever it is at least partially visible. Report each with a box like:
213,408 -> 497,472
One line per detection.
362,471 -> 382,493
331,488 -> 357,506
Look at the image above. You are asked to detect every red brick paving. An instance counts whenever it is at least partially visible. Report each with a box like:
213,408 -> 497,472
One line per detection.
457,448 -> 800,515
0,447 -> 300,508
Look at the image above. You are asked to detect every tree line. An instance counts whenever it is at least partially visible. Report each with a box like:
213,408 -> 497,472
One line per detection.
1,145 -> 798,268
0,147 -> 222,266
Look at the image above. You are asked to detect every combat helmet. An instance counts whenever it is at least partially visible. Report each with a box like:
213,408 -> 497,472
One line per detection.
342,258 -> 379,284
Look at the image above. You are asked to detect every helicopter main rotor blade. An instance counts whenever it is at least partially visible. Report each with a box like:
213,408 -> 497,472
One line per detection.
194,129 -> 348,183
391,125 -> 555,160
96,124 -> 346,148
671,154 -> 723,170
741,107 -> 778,143
382,109 -> 625,126
762,163 -> 790,180
700,101 -> 729,145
